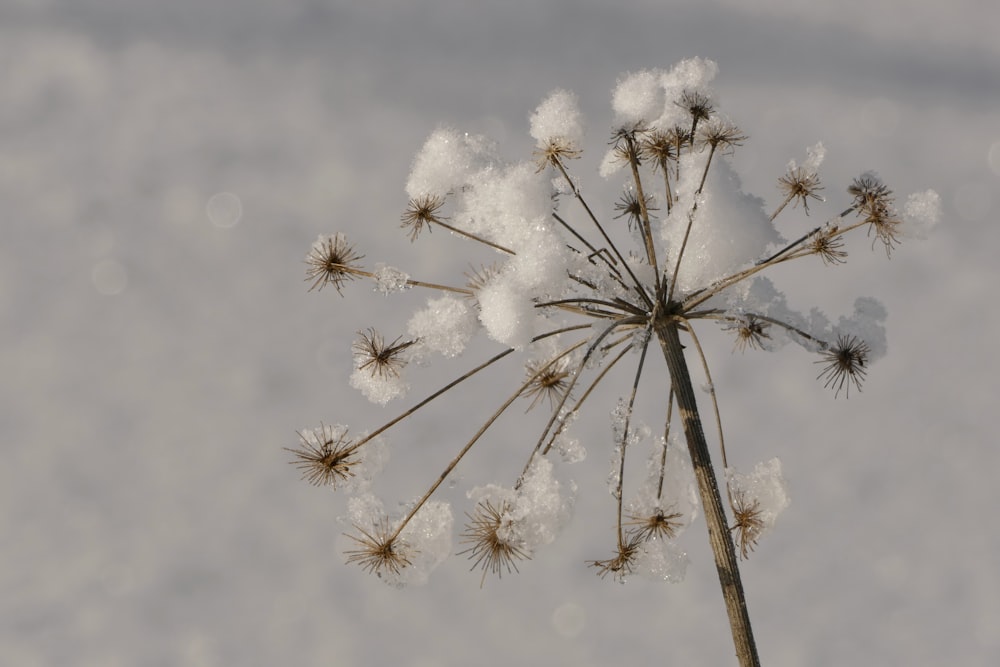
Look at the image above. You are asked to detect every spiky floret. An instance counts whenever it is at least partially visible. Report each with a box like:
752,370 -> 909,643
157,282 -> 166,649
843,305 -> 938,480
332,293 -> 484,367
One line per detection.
778,166 -> 825,214
725,315 -> 771,353
285,424 -> 358,487
344,518 -> 412,577
697,117 -> 747,153
400,194 -> 448,241
809,229 -> 848,265
849,174 -> 901,256
626,507 -> 684,542
589,534 -> 643,583
352,328 -> 417,378
522,357 -> 574,412
458,500 -> 529,585
533,137 -> 582,171
678,89 -> 715,125
815,334 -> 870,398
729,489 -> 764,560
304,233 -> 365,293
638,129 -> 679,172
613,188 -> 658,230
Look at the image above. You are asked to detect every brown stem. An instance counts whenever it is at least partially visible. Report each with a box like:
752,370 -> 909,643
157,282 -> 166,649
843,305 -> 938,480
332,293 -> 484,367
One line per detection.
655,319 -> 760,667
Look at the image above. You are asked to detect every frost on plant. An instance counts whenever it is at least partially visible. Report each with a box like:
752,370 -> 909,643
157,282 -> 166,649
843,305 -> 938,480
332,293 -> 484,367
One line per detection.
287,56 -> 938,666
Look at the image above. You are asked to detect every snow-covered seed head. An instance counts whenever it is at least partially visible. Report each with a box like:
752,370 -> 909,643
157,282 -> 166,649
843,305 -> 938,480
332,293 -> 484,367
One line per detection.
726,315 -> 771,353
729,488 -> 765,560
344,519 -> 413,578
400,194 -> 448,241
285,424 -> 358,488
626,507 -> 684,542
458,500 -> 530,586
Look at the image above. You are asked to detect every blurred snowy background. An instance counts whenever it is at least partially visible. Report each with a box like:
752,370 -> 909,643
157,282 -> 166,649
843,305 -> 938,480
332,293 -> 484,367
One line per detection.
3,1 -> 999,665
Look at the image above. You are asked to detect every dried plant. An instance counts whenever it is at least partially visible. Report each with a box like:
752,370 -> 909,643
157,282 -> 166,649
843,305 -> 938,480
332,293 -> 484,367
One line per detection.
287,59 -> 940,666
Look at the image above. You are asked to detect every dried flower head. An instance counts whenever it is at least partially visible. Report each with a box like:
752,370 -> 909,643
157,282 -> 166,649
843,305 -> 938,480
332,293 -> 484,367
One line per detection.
849,174 -> 901,256
816,334 -> 870,398
613,188 -> 658,230
626,507 -> 684,542
725,315 -> 771,353
458,500 -> 529,586
730,489 -> 764,560
533,137 -> 582,171
809,228 -> 848,265
352,328 -> 417,378
522,356 -> 574,412
285,424 -> 358,487
609,124 -> 646,166
589,534 -> 643,583
305,233 -> 364,293
638,129 -> 679,172
344,518 -> 413,577
400,194 -> 448,241
778,166 -> 824,214
697,118 -> 747,153
678,90 -> 715,126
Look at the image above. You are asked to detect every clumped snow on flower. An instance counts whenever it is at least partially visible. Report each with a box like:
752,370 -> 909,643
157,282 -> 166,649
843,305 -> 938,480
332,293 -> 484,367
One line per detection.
289,57 -> 940,602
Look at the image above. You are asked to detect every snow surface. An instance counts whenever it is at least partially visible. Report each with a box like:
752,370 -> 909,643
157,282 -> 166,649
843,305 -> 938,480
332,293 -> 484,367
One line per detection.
5,2 -> 1000,667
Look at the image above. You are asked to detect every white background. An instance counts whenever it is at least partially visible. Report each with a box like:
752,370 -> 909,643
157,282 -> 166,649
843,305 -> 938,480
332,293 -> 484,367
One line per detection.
4,1 -> 999,665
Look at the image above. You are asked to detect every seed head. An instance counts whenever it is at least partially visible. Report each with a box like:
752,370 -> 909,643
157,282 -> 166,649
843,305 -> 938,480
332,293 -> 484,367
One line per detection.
626,507 -> 684,543
849,174 -> 901,256
809,229 -> 848,265
533,137 -> 582,171
589,534 -> 643,583
677,90 -> 715,125
815,334 -> 870,398
304,233 -> 364,294
778,166 -> 824,214
352,328 -> 417,378
613,188 -> 658,231
697,118 -> 747,153
725,315 -> 771,353
344,518 -> 412,578
400,194 -> 448,241
458,500 -> 530,586
730,489 -> 764,560
285,424 -> 358,488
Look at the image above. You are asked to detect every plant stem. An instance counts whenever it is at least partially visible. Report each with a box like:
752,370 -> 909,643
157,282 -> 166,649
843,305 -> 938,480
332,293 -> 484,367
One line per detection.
655,319 -> 760,667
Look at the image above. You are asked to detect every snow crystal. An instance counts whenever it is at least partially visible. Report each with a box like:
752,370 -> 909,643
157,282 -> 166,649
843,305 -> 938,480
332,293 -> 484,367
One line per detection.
373,264 -> 410,295
633,538 -> 689,583
611,69 -> 664,127
661,155 -> 782,295
476,278 -> 537,349
405,127 -> 497,199
902,189 -> 942,239
350,365 -> 409,405
529,89 -> 584,149
406,295 -> 478,357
